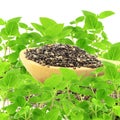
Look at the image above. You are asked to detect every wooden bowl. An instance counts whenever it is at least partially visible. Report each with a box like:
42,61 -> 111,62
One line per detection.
20,49 -> 120,82
19,49 -> 97,82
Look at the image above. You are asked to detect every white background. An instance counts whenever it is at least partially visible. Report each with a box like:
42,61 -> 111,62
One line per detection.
0,0 -> 120,43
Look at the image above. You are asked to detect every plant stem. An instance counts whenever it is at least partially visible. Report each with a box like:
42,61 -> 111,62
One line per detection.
90,86 -> 95,97
116,90 -> 120,105
70,33 -> 74,42
67,87 -> 71,100
2,98 -> 6,108
50,90 -> 56,109
94,105 -> 98,118
8,47 -> 11,54
50,98 -> 55,109
4,45 -> 7,57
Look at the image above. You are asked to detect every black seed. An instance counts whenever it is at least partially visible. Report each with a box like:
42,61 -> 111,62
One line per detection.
24,44 -> 103,68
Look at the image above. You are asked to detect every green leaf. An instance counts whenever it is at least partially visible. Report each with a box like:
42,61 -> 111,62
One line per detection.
19,22 -> 28,29
71,106 -> 85,120
84,16 -> 102,30
15,96 -> 26,107
87,34 -> 95,41
85,45 -> 99,54
46,108 -> 60,120
70,16 -> 84,24
84,15 -> 97,29
99,11 -> 115,19
76,39 -> 88,48
8,17 -> 21,23
6,103 -> 17,114
1,69 -> 21,88
16,32 -> 40,47
44,74 -> 67,90
75,16 -> 84,23
70,21 -> 76,24
71,112 -> 84,120
31,23 -> 45,35
79,76 -> 93,86
7,40 -> 16,47
104,96 -> 115,107
0,61 -> 10,76
92,98 -> 103,107
94,21 -> 103,32
16,33 -> 30,45
78,101 -> 89,112
40,36 -> 53,45
29,32 -> 41,42
103,114 -> 112,120
0,28 -> 8,39
0,38 -> 2,43
113,106 -> 120,117
70,80 -> 81,93
0,18 -> 5,25
44,74 -> 63,88
74,27 -> 87,39
92,41 -> 109,50
6,21 -> 19,35
79,87 -> 93,96
0,113 -> 9,120
101,40 -> 111,49
40,17 -> 57,28
60,68 -> 78,82
94,79 -> 111,90
96,89 -> 107,99
62,99 -> 75,114
103,62 -> 119,80
14,106 -> 30,119
82,10 -> 103,31
8,52 -> 19,63
29,96 -> 41,103
58,38 -> 74,45
29,91 -> 52,103
45,24 -> 64,37
102,31 -> 108,40
32,108 -> 45,120
0,46 -> 3,51
27,27 -> 33,31
76,38 -> 98,54
82,10 -> 96,17
58,26 -> 72,38
11,44 -> 25,52
103,42 -> 120,60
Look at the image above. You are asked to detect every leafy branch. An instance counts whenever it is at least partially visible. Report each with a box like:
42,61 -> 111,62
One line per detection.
0,10 -> 120,120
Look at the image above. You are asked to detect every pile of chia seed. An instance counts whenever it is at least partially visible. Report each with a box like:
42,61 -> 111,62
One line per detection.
24,44 -> 103,68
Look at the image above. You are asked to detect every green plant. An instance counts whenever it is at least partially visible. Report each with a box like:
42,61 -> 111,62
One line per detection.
0,10 -> 120,120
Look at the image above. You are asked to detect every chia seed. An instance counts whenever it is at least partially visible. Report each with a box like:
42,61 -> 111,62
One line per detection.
24,44 -> 103,68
